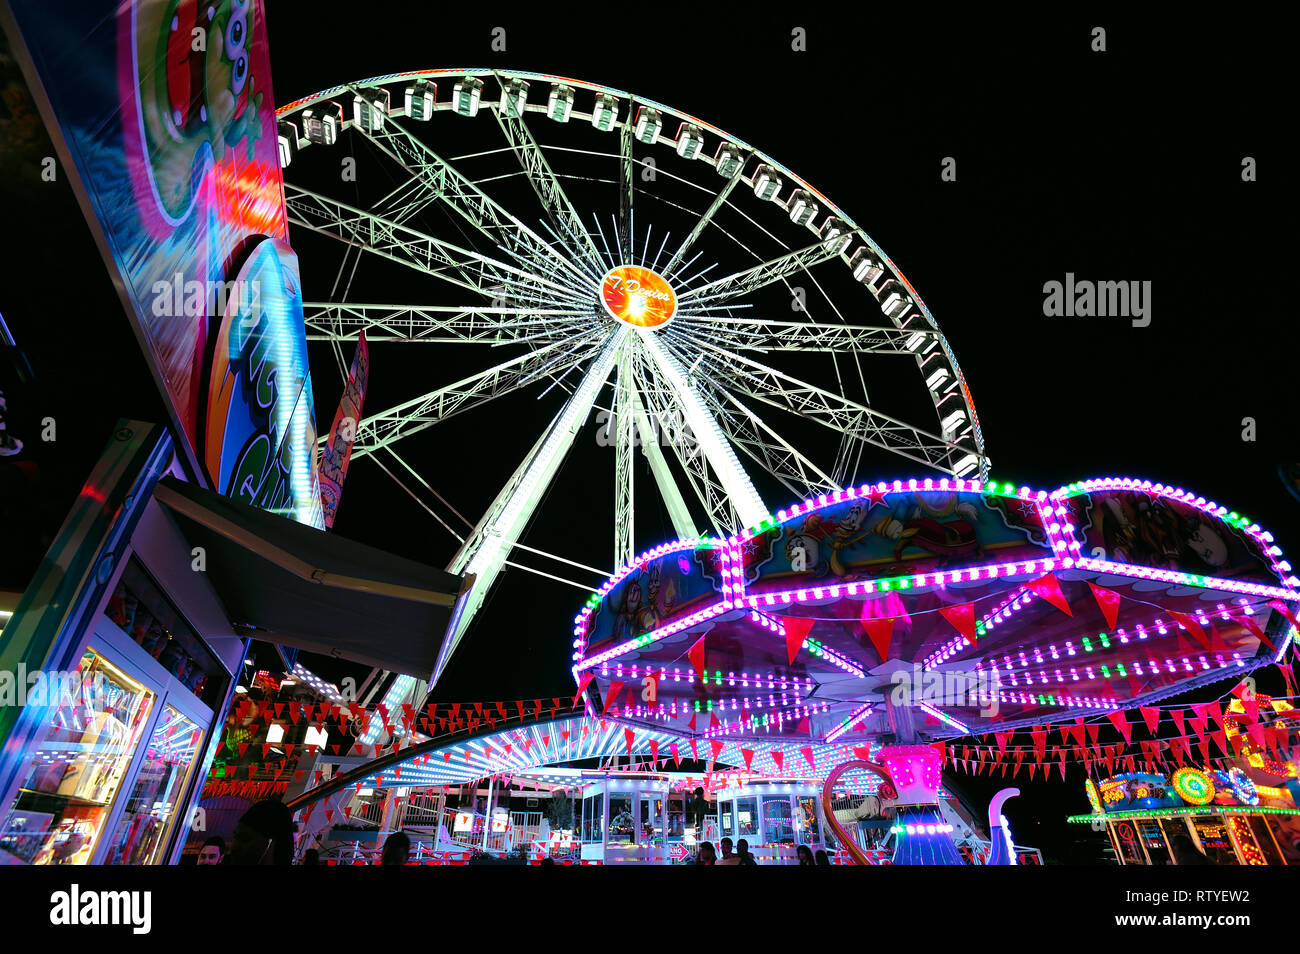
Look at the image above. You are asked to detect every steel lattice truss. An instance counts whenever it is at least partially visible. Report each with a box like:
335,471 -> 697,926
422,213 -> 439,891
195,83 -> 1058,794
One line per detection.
277,70 -> 989,686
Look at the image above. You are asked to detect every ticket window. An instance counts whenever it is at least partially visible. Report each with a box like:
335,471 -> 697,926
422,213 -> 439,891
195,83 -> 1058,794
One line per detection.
794,795 -> 820,844
641,795 -> 665,846
735,796 -> 759,841
719,799 -> 735,838
667,795 -> 684,839
608,792 -> 635,845
762,796 -> 795,846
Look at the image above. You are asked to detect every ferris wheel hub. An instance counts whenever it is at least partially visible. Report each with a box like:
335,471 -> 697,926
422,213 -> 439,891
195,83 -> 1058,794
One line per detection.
599,264 -> 677,328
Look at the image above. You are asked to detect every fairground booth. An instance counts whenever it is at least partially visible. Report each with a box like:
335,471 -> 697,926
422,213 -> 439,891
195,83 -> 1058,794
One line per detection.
1069,694 -> 1300,865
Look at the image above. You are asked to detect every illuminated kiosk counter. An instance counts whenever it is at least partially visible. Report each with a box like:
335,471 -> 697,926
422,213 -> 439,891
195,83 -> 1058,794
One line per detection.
576,773 -> 672,864
574,772 -> 829,863
714,780 -> 829,863
1068,694 -> 1300,865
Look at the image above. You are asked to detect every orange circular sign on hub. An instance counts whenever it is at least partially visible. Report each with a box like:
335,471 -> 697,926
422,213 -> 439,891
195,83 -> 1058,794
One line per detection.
600,265 -> 677,328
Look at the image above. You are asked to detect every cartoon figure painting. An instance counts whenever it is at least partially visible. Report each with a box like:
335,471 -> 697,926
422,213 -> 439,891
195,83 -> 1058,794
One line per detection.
872,491 -> 982,563
1085,491 -> 1260,576
133,0 -> 263,224
606,564 -> 680,644
784,498 -> 872,577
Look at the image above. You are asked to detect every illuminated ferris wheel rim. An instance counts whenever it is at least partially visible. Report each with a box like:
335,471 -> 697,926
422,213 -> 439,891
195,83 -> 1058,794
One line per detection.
275,67 -> 985,452
276,68 -> 989,688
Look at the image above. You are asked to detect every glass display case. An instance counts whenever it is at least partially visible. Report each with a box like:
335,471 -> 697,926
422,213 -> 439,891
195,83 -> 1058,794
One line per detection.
103,706 -> 203,864
1,554 -> 223,866
0,650 -> 154,865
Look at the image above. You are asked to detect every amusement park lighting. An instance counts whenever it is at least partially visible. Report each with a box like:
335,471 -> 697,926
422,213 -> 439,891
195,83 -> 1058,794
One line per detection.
825,703 -> 874,743
1066,806 -> 1300,823
917,703 -> 969,735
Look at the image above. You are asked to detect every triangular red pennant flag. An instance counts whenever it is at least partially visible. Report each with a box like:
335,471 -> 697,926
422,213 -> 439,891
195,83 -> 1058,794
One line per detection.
649,739 -> 659,765
1211,729 -> 1229,757
1170,709 -> 1186,738
800,746 -> 815,769
994,732 -> 1010,754
783,616 -> 815,664
861,616 -> 896,661
771,750 -> 784,772
1140,706 -> 1160,735
710,739 -> 725,761
1236,614 -> 1276,652
1107,710 -> 1132,744
687,713 -> 697,732
624,728 -> 635,755
939,602 -> 977,646
573,672 -> 594,707
1169,611 -> 1210,651
1026,573 -> 1072,616
689,739 -> 699,762
688,635 -> 708,678
1087,582 -> 1121,630
741,749 -> 754,772
670,743 -> 681,767
1268,599 -> 1300,632
602,682 -> 624,716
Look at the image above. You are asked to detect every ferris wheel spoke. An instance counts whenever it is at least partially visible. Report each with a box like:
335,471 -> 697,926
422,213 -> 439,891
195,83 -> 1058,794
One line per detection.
677,315 -> 943,354
303,302 -> 594,344
348,331 -> 608,459
353,111 -> 594,288
689,340 -> 984,477
283,184 -> 590,307
491,100 -> 606,272
676,240 -> 841,307
617,107 -> 635,254
434,331 -> 628,686
662,159 -> 748,276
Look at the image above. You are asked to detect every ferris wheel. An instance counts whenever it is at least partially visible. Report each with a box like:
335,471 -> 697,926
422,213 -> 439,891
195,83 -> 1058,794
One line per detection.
275,69 -> 989,684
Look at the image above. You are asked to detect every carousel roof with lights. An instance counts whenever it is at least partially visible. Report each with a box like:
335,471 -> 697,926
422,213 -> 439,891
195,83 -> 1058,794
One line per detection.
570,476 -> 1299,744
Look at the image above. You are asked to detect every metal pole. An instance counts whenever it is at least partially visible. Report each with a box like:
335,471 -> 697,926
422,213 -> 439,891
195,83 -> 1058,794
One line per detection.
481,775 -> 495,852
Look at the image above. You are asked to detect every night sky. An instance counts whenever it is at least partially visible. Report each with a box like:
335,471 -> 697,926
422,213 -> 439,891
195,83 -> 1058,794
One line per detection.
1,10 -> 1289,863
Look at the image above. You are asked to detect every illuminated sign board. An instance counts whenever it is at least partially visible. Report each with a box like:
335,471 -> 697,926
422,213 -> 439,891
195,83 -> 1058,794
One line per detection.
600,265 -> 677,328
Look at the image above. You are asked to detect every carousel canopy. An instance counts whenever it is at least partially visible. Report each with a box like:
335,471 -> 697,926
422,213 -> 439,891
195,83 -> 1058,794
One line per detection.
570,476 -> 1298,744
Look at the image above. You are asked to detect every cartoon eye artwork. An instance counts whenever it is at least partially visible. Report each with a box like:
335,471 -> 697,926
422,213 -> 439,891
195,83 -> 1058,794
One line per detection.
226,1 -> 249,96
